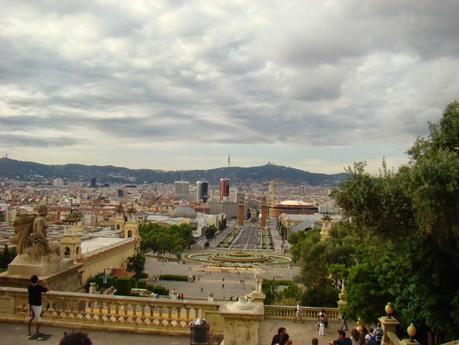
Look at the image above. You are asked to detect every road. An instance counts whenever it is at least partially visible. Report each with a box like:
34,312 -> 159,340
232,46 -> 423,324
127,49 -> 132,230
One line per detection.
232,223 -> 261,250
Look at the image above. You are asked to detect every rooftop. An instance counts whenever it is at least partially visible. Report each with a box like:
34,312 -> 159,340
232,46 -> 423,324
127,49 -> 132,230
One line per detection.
80,237 -> 128,255
279,200 -> 313,206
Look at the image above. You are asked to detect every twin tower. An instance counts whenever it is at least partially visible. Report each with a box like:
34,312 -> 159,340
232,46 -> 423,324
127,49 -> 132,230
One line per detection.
237,191 -> 268,227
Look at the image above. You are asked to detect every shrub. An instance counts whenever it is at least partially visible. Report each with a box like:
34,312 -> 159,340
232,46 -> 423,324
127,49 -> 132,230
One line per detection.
159,274 -> 188,281
148,284 -> 169,295
114,276 -> 136,295
137,279 -> 147,289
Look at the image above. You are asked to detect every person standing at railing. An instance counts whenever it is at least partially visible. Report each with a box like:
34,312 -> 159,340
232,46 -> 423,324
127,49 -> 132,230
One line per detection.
319,312 -> 326,336
27,275 -> 49,338
294,302 -> 303,323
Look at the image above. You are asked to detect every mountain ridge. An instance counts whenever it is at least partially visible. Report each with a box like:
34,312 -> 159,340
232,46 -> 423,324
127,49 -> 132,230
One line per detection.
0,157 -> 348,186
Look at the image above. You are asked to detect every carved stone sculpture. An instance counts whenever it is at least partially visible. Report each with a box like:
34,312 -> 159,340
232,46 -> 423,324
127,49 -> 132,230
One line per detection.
8,202 -> 63,276
13,204 -> 60,260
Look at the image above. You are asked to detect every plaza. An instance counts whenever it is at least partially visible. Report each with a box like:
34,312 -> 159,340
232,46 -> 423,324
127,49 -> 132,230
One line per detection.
144,256 -> 300,300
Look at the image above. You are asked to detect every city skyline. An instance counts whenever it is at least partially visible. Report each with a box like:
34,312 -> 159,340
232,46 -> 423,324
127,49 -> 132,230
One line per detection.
1,1 -> 459,173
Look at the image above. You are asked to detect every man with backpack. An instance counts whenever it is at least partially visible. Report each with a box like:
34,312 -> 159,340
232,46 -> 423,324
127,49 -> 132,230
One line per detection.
373,322 -> 384,345
365,328 -> 377,345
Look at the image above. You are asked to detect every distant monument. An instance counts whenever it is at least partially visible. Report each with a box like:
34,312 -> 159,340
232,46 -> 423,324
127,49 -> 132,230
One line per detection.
8,200 -> 70,276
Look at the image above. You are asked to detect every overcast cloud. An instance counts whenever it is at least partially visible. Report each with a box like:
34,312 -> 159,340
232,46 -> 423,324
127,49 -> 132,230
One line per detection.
1,0 -> 458,173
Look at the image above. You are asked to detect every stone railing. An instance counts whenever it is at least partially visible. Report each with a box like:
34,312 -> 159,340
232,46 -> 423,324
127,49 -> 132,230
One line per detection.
0,287 -> 223,336
264,305 -> 340,320
387,332 -> 403,345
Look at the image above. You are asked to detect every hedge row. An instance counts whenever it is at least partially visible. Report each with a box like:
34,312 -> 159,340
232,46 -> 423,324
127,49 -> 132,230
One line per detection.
159,274 -> 188,281
88,274 -> 169,296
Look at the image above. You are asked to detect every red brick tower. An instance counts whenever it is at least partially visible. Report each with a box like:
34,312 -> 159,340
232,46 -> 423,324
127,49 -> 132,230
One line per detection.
237,189 -> 245,226
261,197 -> 268,227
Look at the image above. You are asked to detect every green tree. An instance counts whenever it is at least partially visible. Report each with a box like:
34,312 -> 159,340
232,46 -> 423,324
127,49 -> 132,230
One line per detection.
0,245 -> 16,270
127,252 -> 146,279
329,102 -> 459,344
139,223 -> 195,259
204,225 -> 218,239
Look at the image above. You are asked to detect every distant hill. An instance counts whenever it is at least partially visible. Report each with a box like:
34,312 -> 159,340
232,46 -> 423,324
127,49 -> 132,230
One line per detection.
0,158 -> 348,186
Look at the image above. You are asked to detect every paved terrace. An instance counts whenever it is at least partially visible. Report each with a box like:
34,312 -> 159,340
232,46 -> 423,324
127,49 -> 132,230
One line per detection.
0,319 -> 341,345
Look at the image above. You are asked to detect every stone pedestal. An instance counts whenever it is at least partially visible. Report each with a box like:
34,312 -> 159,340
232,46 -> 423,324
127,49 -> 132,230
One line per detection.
219,300 -> 264,345
379,317 -> 400,345
0,261 -> 83,291
248,291 -> 265,303
7,253 -> 74,276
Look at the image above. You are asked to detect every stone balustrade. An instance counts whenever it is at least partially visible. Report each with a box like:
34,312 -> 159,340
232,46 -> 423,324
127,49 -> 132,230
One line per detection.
264,305 -> 339,320
0,287 -> 223,336
387,332 -> 403,345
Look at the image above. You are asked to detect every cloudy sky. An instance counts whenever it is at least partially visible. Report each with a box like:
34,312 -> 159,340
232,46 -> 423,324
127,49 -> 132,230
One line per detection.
1,1 -> 458,173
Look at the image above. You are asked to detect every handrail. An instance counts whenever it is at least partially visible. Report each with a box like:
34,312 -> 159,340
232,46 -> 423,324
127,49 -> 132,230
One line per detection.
0,287 -> 223,336
264,304 -> 340,320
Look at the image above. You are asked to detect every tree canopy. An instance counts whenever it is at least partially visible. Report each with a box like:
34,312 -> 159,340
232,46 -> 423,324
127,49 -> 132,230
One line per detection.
139,223 -> 195,259
294,102 -> 459,344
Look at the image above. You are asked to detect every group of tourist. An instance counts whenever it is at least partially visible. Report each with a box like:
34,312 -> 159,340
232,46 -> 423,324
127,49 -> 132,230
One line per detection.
272,316 -> 384,345
329,326 -> 383,345
346,324 -> 384,345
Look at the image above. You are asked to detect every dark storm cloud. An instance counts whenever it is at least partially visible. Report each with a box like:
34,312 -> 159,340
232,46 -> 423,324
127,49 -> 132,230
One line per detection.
0,0 -> 458,151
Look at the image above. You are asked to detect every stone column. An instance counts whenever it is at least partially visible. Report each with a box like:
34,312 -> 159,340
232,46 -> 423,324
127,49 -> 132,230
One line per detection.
378,316 -> 400,345
219,300 -> 264,345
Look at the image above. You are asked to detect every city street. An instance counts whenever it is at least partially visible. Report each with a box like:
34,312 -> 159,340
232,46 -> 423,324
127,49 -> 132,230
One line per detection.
232,223 -> 261,250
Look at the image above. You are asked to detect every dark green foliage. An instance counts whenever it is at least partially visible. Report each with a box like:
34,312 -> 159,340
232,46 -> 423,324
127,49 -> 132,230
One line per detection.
136,279 -> 147,289
288,231 -> 308,262
159,274 -> 188,281
301,282 -> 339,307
114,277 -> 136,296
140,223 -> 195,259
324,102 -> 459,343
147,284 -> 169,295
126,252 -> 146,279
0,245 -> 16,269
262,279 -> 302,305
262,280 -> 278,305
204,225 -> 218,239
0,158 -> 348,185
